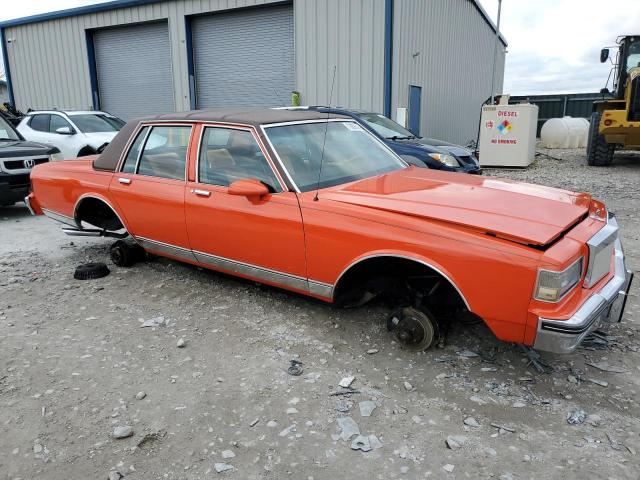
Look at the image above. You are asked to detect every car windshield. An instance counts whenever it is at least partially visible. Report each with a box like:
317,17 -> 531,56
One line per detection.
357,113 -> 416,139
69,114 -> 125,133
265,120 -> 407,192
0,116 -> 20,141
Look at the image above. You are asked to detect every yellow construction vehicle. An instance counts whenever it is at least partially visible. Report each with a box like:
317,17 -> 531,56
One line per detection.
587,35 -> 640,166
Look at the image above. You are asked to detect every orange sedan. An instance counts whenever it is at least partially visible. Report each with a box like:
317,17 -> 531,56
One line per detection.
26,109 -> 633,354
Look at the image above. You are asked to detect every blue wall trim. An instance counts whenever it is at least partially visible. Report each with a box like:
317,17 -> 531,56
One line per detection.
85,30 -> 100,110
383,0 -> 393,118
184,16 -> 196,110
0,28 -> 15,107
0,0 -> 164,28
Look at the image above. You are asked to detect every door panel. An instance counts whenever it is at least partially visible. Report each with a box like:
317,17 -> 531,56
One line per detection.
185,187 -> 307,289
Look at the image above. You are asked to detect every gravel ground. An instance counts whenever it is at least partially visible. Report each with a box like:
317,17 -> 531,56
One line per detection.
1,148 -> 640,480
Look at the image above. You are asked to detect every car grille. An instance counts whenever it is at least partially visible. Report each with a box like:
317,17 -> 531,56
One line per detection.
630,76 -> 640,122
584,215 -> 618,288
2,157 -> 49,170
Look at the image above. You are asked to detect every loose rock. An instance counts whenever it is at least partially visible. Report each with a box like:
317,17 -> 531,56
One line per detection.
443,464 -> 455,473
359,400 -> 377,417
337,416 -> 360,441
214,463 -> 234,473
567,408 -> 587,425
135,391 -> 146,400
403,381 -> 413,391
446,435 -> 467,450
112,426 -> 134,439
464,417 -> 480,428
339,376 -> 355,388
176,338 -> 186,348
221,449 -> 235,459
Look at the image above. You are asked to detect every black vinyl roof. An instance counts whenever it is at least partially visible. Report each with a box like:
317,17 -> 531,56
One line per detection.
137,108 -> 350,127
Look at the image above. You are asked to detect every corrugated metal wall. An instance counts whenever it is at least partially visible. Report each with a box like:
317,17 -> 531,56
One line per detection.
294,0 -> 386,112
3,0 -> 285,112
392,0 -> 506,145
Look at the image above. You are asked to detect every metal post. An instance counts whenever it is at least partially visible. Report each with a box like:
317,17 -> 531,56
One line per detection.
490,0 -> 503,105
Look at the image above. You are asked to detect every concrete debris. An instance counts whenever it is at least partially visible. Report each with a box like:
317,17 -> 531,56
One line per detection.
587,378 -> 609,387
567,408 -> 587,425
463,417 -> 480,428
108,472 -> 123,480
350,434 -> 371,452
339,376 -> 355,388
286,407 -> 298,414
335,402 -> 350,413
176,338 -> 185,348
366,348 -> 379,354
359,400 -> 377,417
221,449 -> 235,459
278,424 -> 296,437
456,350 -> 479,358
368,434 -> 383,450
446,435 -> 467,450
266,420 -> 277,428
337,416 -> 360,441
140,316 -> 167,328
443,464 -> 455,473
111,426 -> 133,439
403,381 -> 413,391
214,463 -> 234,473
586,361 -> 628,374
287,359 -> 303,376
135,391 -> 146,400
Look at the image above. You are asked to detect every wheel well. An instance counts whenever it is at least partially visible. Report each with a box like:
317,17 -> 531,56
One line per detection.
75,197 -> 124,231
333,256 -> 468,315
77,146 -> 97,157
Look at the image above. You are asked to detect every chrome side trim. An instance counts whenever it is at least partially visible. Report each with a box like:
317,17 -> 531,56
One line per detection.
137,237 -> 198,262
24,195 -> 35,215
308,280 -> 333,298
42,208 -> 77,227
332,254 -> 471,309
193,249 -> 309,292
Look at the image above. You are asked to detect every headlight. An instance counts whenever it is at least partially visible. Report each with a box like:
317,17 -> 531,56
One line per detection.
51,152 -> 65,161
534,257 -> 583,302
428,153 -> 459,167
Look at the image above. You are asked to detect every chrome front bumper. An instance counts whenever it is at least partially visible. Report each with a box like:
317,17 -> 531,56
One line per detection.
533,216 -> 634,354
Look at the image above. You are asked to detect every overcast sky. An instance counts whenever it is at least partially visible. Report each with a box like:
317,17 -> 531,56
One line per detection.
1,0 -> 639,95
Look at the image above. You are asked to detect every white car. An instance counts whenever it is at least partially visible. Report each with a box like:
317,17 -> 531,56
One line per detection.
17,110 -> 125,160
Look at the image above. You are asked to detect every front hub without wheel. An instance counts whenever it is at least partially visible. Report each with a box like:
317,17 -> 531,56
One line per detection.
387,306 -> 438,351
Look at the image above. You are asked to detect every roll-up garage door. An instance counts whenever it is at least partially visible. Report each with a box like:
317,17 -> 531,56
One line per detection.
192,5 -> 294,108
94,22 -> 174,120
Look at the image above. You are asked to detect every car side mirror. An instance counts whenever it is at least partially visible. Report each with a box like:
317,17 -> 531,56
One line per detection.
228,179 -> 269,198
600,48 -> 609,63
56,126 -> 74,135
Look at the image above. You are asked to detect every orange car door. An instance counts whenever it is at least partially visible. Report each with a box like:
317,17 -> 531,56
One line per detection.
184,125 -> 307,292
109,124 -> 193,259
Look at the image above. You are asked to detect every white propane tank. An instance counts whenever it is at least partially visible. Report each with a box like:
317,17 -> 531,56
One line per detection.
540,116 -> 590,149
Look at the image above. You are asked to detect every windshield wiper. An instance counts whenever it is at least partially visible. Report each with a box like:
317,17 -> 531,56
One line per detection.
0,138 -> 17,141
387,135 -> 416,140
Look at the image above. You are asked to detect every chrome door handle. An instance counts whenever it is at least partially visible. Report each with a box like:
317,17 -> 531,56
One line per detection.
192,189 -> 211,197
118,178 -> 131,185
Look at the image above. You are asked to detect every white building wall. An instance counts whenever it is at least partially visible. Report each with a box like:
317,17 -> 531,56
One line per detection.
3,0 -> 287,112
294,0 -> 386,112
391,0 -> 506,145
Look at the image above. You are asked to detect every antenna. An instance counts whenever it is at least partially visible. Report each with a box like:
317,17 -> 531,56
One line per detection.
314,65 -> 337,202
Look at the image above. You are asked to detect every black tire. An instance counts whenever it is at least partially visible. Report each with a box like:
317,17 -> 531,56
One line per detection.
587,112 -> 615,166
110,240 -> 145,267
387,306 -> 439,351
74,262 -> 110,280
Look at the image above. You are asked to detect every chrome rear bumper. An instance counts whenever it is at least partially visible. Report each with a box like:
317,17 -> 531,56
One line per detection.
533,216 -> 633,354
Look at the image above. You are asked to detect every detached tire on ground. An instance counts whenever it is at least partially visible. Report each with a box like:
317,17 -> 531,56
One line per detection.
587,111 -> 615,166
110,240 -> 146,267
74,262 -> 110,280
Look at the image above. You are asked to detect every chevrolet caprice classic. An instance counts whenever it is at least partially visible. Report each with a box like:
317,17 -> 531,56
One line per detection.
26,109 -> 633,353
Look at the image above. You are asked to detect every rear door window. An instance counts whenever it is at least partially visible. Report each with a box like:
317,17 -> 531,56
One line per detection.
136,126 -> 192,180
121,126 -> 150,173
29,114 -> 50,132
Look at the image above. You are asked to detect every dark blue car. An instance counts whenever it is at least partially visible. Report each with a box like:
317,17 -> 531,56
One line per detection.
306,107 -> 481,174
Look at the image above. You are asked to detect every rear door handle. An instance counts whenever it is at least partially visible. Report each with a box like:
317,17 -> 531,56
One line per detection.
192,189 -> 211,197
118,178 -> 131,185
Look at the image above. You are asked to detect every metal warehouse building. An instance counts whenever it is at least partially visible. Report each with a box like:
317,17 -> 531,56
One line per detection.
0,0 -> 506,145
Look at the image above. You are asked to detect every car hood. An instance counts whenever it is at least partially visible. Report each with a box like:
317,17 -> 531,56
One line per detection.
322,167 -> 591,246
0,140 -> 57,158
398,137 -> 472,158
